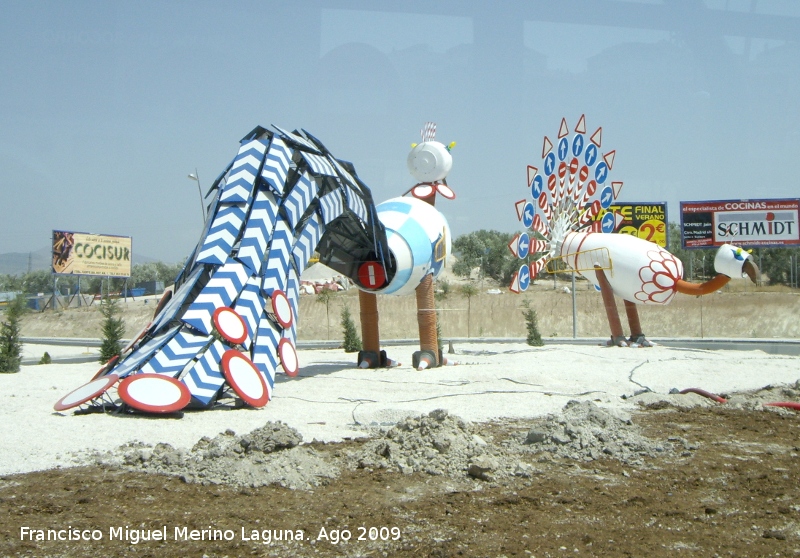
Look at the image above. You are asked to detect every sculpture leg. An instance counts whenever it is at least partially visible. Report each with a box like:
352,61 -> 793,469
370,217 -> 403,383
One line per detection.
413,274 -> 440,370
594,266 -> 628,347
357,290 -> 398,368
624,300 -> 653,347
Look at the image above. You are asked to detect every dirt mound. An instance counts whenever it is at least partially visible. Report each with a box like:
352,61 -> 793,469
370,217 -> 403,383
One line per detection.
92,422 -> 339,490
520,400 -> 681,465
90,404 -> 686,489
348,409 -> 505,480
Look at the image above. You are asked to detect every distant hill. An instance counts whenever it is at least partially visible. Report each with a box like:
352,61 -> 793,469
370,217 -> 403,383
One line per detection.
0,246 -> 158,275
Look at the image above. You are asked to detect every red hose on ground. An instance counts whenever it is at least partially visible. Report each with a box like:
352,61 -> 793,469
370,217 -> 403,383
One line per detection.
679,388 -> 727,404
764,402 -> 800,411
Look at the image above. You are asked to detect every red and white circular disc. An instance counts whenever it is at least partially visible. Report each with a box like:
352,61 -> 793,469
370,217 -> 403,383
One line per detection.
270,291 -> 293,329
54,374 -> 120,412
221,350 -> 269,407
358,261 -> 386,289
436,183 -> 456,200
278,338 -> 299,377
212,307 -> 248,345
118,374 -> 191,413
411,184 -> 435,199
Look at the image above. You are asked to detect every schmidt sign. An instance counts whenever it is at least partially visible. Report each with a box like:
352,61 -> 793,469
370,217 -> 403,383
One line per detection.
680,199 -> 799,249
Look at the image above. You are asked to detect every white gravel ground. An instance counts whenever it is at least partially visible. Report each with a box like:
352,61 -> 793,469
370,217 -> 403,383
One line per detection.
2,342 -> 799,476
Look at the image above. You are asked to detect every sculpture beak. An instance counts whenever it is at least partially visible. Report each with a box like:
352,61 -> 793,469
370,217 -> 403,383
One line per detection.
743,259 -> 759,285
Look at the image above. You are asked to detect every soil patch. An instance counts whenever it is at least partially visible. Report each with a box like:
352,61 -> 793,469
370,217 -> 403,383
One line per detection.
3,402 -> 800,557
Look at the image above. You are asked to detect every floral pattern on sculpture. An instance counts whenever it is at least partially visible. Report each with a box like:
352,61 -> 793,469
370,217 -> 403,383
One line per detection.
635,249 -> 684,304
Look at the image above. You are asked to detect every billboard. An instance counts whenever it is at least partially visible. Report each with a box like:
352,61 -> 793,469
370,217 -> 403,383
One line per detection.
52,231 -> 132,277
681,199 -> 800,249
592,202 -> 668,248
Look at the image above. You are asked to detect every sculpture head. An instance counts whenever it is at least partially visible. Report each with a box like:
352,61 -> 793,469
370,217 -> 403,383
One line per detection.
714,243 -> 759,283
407,122 -> 456,201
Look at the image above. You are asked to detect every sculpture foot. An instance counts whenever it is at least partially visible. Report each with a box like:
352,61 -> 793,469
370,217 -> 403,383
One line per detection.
628,334 -> 654,348
357,350 -> 400,369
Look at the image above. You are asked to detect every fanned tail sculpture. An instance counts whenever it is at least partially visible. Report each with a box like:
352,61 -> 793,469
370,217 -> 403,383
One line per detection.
509,115 -> 759,347
55,123 -> 457,415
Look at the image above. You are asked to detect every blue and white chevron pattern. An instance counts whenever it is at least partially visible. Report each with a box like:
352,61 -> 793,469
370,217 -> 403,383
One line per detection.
233,276 -> 264,350
252,316 -> 279,391
261,137 -> 293,196
345,185 -> 369,223
150,266 -> 204,334
261,218 -> 292,295
182,340 -> 226,407
219,139 -> 269,203
197,202 -> 248,266
112,327 -> 181,379
318,189 -> 344,224
182,259 -> 249,335
283,171 -> 317,229
57,124 -> 395,415
292,212 -> 325,275
139,330 -> 212,376
273,125 -> 321,154
237,189 -> 278,275
300,152 -> 336,177
330,157 -> 358,187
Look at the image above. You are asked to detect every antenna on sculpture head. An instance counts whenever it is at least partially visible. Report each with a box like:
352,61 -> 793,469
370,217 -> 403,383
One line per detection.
407,121 -> 456,201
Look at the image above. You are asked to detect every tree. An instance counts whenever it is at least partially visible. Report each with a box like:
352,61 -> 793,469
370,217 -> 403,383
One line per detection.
316,289 -> 335,340
435,278 -> 451,301
130,261 -> 185,288
340,305 -> 362,353
460,283 -> 478,338
0,295 -> 26,373
452,230 -> 517,285
20,270 -> 54,295
99,296 -> 125,364
521,299 -> 543,346
758,247 -> 800,287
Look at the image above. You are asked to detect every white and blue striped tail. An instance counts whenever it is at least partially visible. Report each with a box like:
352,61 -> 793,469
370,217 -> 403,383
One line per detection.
76,125 -> 389,413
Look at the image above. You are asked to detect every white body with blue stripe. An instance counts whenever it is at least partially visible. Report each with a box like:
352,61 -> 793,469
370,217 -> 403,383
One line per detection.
372,197 -> 451,297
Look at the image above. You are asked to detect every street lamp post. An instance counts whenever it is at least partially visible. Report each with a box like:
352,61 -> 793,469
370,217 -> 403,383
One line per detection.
187,169 -> 206,221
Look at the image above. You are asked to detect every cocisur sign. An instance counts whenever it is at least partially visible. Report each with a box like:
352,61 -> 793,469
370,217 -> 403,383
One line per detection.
52,230 -> 132,277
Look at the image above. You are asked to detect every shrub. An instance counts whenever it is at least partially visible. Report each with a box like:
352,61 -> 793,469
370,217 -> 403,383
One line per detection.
521,299 -> 544,347
340,306 -> 362,353
99,296 -> 125,364
0,295 -> 26,373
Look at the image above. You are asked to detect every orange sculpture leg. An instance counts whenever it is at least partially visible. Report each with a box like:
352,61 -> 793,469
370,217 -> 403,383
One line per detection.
624,300 -> 642,338
414,274 -> 440,369
624,299 -> 652,346
594,266 -> 628,347
357,290 -> 382,368
359,290 -> 380,354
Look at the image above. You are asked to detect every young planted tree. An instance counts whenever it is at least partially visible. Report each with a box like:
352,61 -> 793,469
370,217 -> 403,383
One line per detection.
460,283 -> 478,338
340,305 -> 362,353
316,288 -> 335,340
521,299 -> 544,347
0,295 -> 26,373
99,296 -> 125,364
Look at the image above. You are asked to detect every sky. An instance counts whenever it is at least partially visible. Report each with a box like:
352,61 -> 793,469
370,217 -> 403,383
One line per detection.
1,0 -> 799,263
